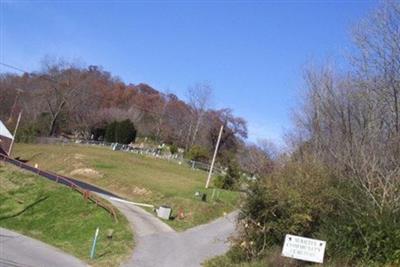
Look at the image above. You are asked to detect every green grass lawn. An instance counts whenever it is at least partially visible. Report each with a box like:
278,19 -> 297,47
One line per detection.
203,255 -> 267,267
0,163 -> 133,267
13,143 -> 240,230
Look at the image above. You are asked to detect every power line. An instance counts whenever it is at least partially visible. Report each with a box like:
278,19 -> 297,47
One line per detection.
0,62 -> 28,74
0,61 -> 173,97
0,62 -> 62,85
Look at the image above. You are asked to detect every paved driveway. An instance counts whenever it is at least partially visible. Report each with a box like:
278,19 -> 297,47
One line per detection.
102,194 -> 237,267
0,228 -> 86,267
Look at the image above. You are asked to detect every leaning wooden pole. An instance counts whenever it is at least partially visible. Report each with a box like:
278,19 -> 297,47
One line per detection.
8,111 -> 22,157
205,125 -> 224,188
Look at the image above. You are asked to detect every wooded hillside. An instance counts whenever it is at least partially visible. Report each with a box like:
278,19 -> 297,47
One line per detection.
0,61 -> 248,164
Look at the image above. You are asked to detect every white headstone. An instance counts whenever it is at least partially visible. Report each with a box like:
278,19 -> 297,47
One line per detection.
281,234 -> 326,263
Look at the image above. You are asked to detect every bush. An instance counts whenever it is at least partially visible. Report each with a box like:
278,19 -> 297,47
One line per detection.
15,124 -> 38,143
230,157 -> 400,265
15,113 -> 54,142
186,145 -> 209,162
225,159 -> 241,189
169,144 -> 178,154
214,160 -> 241,190
213,175 -> 226,189
232,160 -> 335,261
35,112 -> 52,136
319,181 -> 400,265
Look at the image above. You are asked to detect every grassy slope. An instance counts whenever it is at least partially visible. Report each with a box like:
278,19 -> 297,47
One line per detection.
0,164 -> 133,267
203,255 -> 381,267
13,143 -> 239,230
203,255 -> 267,267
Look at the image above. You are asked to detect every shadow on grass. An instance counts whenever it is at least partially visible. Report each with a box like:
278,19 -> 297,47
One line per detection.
0,195 -> 49,221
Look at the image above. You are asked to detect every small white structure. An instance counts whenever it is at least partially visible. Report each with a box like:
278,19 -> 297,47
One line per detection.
0,120 -> 13,156
156,206 -> 172,220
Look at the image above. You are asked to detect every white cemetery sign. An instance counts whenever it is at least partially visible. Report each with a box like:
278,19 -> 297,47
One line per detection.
281,234 -> 326,263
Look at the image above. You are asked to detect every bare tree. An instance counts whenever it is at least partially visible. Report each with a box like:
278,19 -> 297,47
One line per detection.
290,1 -> 400,212
186,83 -> 213,149
237,142 -> 273,177
352,0 -> 400,137
297,60 -> 400,212
38,66 -> 84,136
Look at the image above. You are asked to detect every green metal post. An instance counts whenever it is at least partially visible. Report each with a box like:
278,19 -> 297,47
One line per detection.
90,227 -> 100,259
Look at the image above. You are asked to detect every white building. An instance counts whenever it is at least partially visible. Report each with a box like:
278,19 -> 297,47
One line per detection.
0,120 -> 14,156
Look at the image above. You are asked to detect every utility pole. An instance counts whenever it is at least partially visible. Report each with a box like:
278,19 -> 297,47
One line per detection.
7,89 -> 23,124
205,125 -> 224,188
8,111 -> 22,157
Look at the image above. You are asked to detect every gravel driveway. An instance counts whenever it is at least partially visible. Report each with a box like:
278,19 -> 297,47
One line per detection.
103,195 -> 237,267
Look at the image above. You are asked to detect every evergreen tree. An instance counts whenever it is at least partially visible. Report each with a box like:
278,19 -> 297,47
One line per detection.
115,119 -> 137,144
105,121 -> 117,142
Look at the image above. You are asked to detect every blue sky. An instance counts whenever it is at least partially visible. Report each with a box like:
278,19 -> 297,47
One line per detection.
0,0 -> 377,144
